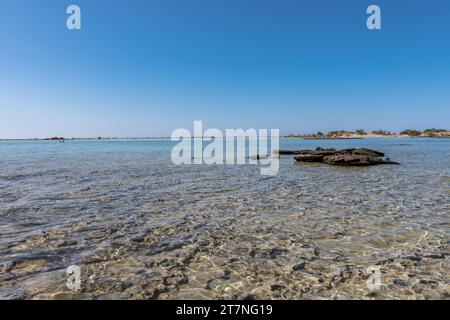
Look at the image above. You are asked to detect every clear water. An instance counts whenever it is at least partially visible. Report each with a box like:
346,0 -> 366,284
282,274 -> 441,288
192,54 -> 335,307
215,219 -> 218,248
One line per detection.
0,138 -> 449,299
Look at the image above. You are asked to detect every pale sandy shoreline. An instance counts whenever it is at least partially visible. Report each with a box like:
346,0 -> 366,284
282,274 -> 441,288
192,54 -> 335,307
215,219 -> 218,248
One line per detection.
283,135 -> 450,139
1,134 -> 449,141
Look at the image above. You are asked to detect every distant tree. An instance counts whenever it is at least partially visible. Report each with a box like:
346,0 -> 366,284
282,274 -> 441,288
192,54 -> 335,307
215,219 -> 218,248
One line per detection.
355,129 -> 367,135
327,131 -> 339,137
421,128 -> 448,137
424,128 -> 447,134
372,129 -> 388,135
400,129 -> 422,136
316,131 -> 324,136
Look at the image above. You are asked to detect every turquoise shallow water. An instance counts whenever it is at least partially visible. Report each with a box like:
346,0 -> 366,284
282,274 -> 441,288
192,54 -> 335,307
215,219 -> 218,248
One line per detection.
0,138 -> 449,299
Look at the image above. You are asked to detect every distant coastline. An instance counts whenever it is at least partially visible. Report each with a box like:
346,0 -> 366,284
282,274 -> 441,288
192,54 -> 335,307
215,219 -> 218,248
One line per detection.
284,128 -> 450,139
1,128 -> 449,141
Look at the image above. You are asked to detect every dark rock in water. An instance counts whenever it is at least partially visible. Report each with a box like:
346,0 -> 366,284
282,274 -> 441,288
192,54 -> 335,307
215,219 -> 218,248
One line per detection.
178,275 -> 189,285
351,148 -> 384,157
323,154 -> 398,166
221,270 -> 231,280
294,154 -> 328,162
292,263 -> 306,271
249,154 -> 269,160
295,150 -> 337,162
404,255 -> 422,262
425,254 -> 445,259
276,149 -> 303,155
294,148 -> 399,166
243,293 -> 256,300
131,236 -> 146,243
270,283 -> 284,291
277,147 -> 337,155
269,247 -> 288,259
393,279 -> 408,287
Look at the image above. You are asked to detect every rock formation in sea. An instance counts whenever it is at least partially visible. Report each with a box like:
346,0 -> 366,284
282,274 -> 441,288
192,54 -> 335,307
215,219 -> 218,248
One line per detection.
291,147 -> 399,166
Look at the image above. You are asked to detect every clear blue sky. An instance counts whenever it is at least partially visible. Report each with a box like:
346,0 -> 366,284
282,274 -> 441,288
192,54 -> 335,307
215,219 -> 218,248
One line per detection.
1,0 -> 449,138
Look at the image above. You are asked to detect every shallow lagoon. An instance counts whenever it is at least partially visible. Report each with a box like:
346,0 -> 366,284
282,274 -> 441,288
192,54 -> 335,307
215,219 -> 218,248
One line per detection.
0,138 -> 448,299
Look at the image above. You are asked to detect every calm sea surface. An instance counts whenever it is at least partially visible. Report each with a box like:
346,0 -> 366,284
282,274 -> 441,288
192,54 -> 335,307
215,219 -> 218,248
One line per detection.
0,138 -> 449,299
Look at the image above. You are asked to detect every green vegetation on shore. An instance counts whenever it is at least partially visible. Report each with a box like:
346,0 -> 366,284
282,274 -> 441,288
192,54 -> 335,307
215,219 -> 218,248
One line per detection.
399,128 -> 450,137
286,128 -> 450,138
400,129 -> 421,136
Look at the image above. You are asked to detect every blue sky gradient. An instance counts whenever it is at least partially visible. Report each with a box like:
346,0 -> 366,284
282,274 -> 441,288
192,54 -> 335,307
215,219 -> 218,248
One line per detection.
1,0 -> 449,138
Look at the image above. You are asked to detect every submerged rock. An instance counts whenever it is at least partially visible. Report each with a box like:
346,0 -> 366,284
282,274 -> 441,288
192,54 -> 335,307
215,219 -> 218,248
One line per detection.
276,149 -> 304,155
323,154 -> 398,166
294,148 -> 399,166
294,150 -> 337,162
293,263 -> 306,271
